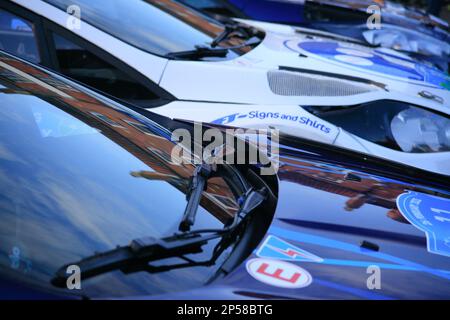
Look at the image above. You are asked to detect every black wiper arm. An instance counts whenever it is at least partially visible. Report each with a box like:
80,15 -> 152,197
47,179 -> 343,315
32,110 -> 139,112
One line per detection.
211,25 -> 238,48
179,163 -> 215,232
165,45 -> 229,60
51,188 -> 266,287
211,23 -> 259,48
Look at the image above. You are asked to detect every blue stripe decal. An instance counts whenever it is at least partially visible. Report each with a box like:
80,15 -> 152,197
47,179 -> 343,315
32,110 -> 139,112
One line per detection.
269,226 -> 450,281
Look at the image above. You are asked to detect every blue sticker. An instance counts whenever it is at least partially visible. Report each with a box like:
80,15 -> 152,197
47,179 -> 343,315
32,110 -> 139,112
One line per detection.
397,191 -> 450,258
285,40 -> 450,90
256,235 -> 323,262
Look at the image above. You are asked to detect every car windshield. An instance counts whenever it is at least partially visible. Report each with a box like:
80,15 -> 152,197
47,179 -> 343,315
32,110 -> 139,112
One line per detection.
0,53 -> 240,298
44,0 -> 247,57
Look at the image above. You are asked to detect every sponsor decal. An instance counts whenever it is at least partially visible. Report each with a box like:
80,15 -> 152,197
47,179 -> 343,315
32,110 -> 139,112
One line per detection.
397,191 -> 450,258
284,40 -> 450,90
246,258 -> 313,289
269,226 -> 450,281
256,235 -> 323,262
212,111 -> 331,134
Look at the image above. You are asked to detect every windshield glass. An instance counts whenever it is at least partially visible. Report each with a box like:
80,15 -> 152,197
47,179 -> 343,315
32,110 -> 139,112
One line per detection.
44,0 -> 248,57
0,53 -> 239,298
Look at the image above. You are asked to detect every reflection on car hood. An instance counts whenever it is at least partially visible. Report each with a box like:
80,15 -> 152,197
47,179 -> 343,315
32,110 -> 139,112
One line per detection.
142,137 -> 450,300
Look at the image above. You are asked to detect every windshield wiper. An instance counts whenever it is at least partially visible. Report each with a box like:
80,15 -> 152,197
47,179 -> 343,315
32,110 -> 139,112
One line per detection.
51,184 -> 267,287
166,37 -> 261,60
211,23 -> 261,48
179,163 -> 215,232
165,45 -> 229,60
165,22 -> 262,60
211,25 -> 241,48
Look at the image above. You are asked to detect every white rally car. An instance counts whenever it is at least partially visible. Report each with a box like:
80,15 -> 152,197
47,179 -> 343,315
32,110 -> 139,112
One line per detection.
4,0 -> 450,175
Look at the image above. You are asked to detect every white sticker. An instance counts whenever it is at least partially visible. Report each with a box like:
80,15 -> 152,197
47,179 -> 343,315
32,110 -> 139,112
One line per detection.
246,258 -> 313,289
334,54 -> 374,66
335,47 -> 374,58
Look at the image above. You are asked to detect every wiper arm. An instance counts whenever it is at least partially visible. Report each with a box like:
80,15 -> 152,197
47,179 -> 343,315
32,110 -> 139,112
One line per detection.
211,23 -> 260,48
211,25 -> 239,48
165,45 -> 229,60
179,163 -> 215,232
51,187 -> 267,287
165,23 -> 262,60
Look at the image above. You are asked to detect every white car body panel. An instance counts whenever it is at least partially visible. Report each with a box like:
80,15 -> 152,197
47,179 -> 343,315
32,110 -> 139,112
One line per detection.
161,31 -> 449,110
12,0 -> 450,175
151,100 -> 450,175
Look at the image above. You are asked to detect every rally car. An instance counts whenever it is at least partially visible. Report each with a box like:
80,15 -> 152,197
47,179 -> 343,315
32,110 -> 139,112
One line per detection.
178,0 -> 450,71
2,0 -> 449,176
0,49 -> 449,300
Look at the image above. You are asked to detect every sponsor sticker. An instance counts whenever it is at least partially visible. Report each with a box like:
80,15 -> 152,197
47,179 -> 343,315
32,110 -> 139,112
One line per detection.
246,258 -> 313,289
211,111 -> 332,134
396,191 -> 450,258
257,235 -> 323,262
284,40 -> 450,90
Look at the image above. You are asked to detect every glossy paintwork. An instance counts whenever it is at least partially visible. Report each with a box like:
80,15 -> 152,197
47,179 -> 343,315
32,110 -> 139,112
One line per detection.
0,51 -> 449,299
148,142 -> 450,299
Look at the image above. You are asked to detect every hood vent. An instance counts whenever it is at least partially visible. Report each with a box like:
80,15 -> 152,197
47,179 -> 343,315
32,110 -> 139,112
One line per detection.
267,69 -> 380,97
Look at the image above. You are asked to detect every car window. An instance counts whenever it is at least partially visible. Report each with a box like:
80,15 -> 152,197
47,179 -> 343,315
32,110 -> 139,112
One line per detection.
0,8 -> 40,63
45,0 -> 229,56
0,55 -> 240,297
52,32 -> 159,102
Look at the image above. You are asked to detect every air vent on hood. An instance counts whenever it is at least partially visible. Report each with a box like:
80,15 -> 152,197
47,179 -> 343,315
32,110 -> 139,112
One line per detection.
267,70 -> 379,97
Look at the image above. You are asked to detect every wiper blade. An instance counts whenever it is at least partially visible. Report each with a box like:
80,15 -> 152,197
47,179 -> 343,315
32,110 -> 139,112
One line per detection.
51,187 -> 267,287
165,45 -> 229,60
51,233 -> 214,288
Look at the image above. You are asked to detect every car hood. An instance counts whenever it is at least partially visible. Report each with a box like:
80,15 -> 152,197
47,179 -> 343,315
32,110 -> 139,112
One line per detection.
160,24 -> 450,113
138,138 -> 450,300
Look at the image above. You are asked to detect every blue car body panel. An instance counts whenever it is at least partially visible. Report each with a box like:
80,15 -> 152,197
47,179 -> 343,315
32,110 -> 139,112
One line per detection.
131,139 -> 450,300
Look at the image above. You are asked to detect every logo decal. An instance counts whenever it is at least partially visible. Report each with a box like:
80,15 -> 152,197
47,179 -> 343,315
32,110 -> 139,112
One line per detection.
246,258 -> 313,289
397,191 -> 450,257
211,111 -> 332,134
257,235 -> 323,262
284,40 -> 450,90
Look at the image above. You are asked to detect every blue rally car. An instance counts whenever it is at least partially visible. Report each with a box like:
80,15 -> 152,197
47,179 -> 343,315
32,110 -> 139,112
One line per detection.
0,50 -> 449,299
